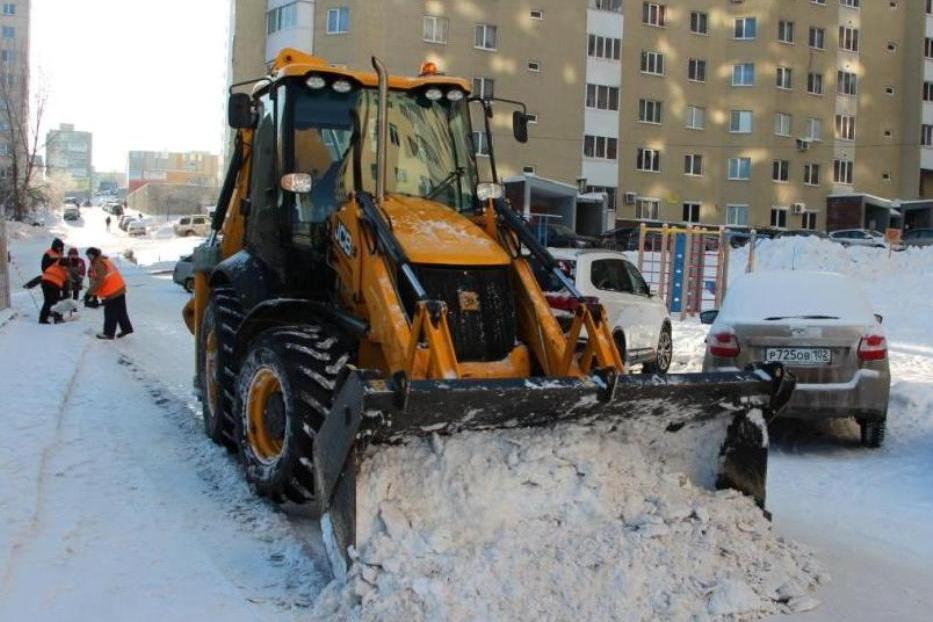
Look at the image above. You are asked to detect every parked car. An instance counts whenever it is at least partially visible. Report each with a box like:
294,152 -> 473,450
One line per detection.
63,205 -> 81,222
773,229 -> 829,240
900,227 -> 933,248
173,254 -> 194,292
535,248 -> 673,373
700,270 -> 890,447
173,215 -> 211,237
119,214 -> 136,230
600,225 -> 665,252
534,223 -> 599,249
828,229 -> 887,248
126,219 -> 148,237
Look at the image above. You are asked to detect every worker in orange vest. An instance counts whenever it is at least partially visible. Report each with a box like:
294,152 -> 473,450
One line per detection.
85,247 -> 134,340
39,256 -> 71,324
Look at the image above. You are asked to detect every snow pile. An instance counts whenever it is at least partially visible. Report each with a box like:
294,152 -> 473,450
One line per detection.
311,424 -> 826,621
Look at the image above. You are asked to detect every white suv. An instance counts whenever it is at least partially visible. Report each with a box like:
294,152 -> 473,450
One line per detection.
538,249 -> 673,373
173,215 -> 211,237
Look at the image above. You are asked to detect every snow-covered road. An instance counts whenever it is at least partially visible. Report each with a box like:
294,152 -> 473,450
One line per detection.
2,206 -> 932,620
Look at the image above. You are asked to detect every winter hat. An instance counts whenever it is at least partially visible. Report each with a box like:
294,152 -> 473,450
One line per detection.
67,247 -> 79,256
85,247 -> 101,260
51,238 -> 64,252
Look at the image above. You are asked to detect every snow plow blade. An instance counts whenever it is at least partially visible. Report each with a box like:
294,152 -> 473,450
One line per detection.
315,363 -> 794,571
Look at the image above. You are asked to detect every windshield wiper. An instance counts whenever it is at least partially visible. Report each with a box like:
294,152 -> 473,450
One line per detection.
426,167 -> 464,200
764,315 -> 840,321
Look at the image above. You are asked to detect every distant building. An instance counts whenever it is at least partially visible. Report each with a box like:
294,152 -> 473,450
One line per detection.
127,150 -> 220,193
45,123 -> 93,198
0,0 -> 31,199
94,170 -> 127,194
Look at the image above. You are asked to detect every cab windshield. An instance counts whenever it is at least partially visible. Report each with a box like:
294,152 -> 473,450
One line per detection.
290,85 -> 479,227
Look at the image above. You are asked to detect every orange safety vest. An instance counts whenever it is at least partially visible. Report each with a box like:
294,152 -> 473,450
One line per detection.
42,262 -> 69,288
96,258 -> 126,299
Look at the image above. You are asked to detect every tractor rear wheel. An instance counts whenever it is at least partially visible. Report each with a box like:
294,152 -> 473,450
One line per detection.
198,287 -> 243,450
235,324 -> 353,504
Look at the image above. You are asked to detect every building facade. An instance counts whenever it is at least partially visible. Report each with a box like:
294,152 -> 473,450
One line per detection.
0,0 -> 30,198
45,123 -> 93,197
127,150 -> 220,193
228,0 -> 933,232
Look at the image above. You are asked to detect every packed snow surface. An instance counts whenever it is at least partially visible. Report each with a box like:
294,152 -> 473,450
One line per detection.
310,423 -> 825,621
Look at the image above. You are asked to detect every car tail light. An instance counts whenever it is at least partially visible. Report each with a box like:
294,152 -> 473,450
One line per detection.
708,331 -> 740,358
858,334 -> 887,361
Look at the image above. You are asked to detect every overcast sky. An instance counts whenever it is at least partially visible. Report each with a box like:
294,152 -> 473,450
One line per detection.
31,0 -> 230,173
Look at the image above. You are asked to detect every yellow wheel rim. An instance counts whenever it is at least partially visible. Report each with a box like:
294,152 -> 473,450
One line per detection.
205,328 -> 220,418
246,368 -> 286,463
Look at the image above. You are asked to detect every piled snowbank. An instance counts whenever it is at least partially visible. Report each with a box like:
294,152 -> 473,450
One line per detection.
311,424 -> 826,621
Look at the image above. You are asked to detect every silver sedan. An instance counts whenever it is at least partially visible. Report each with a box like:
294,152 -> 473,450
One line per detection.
701,270 -> 890,447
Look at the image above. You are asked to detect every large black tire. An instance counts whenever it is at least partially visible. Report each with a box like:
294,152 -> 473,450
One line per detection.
859,417 -> 886,448
643,325 -> 673,374
198,287 -> 243,450
235,324 -> 353,504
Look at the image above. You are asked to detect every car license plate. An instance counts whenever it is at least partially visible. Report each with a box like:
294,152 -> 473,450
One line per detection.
765,347 -> 832,365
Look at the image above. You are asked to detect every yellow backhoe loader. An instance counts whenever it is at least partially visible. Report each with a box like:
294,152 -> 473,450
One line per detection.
184,49 -> 794,572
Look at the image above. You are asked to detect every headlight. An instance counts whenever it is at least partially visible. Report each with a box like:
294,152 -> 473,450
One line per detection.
306,75 -> 326,90
425,87 -> 444,101
446,89 -> 464,102
476,182 -> 504,201
332,79 -> 353,93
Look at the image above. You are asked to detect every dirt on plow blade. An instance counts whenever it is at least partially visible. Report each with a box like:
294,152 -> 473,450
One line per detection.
314,363 -> 794,572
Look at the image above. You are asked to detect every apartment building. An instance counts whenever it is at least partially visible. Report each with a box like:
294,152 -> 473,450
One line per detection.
46,123 -> 93,197
127,150 -> 220,193
0,0 -> 30,188
228,0 -> 933,232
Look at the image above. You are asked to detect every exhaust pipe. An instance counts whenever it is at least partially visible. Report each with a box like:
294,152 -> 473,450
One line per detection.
371,56 -> 389,204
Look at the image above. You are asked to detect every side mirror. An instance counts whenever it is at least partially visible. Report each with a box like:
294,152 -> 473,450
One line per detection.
512,111 -> 529,144
874,313 -> 884,325
228,93 -> 255,129
699,310 -> 719,325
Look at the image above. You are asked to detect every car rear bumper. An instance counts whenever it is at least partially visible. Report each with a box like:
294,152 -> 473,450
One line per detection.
780,368 -> 890,420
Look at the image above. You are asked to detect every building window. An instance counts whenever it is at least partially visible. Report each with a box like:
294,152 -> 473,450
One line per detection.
594,0 -> 622,12
588,35 -> 622,60
925,38 -> 933,59
730,110 -> 753,134
472,131 -> 489,156
586,185 -> 618,210
1,25 -> 13,39
636,148 -> 661,172
683,202 -> 701,223
640,51 -> 665,75
586,84 -> 620,110
326,7 -> 350,34
839,27 -> 860,53
684,154 -> 703,176
638,99 -> 662,124
922,125 -> 933,146
841,0 -> 861,8
804,163 -> 821,185
726,204 -> 749,226
475,24 -> 498,50
732,63 -> 755,86
686,106 -> 705,130
527,61 -> 542,72
1,4 -> 14,16
690,11 -> 708,34
530,9 -> 544,20
423,15 -> 449,44
688,58 -> 707,82
473,77 -> 494,100
774,112 -> 792,136
836,114 -> 856,140
805,117 -> 823,141
809,27 -> 825,49
636,199 -> 660,220
728,157 -> 752,180
838,71 -> 858,95
642,2 -> 666,27
924,81 -> 933,102
583,135 -> 618,160
526,113 -> 539,124
267,2 -> 299,34
802,212 -> 818,230
772,160 -> 789,182
0,49 -> 14,62
833,159 -> 854,184
807,72 -> 824,95
776,66 -> 793,89
770,207 -> 788,228
734,17 -> 757,40
778,20 -> 795,44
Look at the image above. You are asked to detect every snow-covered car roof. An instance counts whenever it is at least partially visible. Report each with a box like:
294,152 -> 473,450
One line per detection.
547,247 -> 630,262
719,270 -> 876,325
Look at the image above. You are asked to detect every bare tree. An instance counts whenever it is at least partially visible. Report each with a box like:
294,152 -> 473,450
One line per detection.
0,54 -> 50,221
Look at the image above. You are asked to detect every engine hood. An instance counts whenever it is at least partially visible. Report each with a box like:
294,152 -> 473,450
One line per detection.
380,194 -> 510,266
